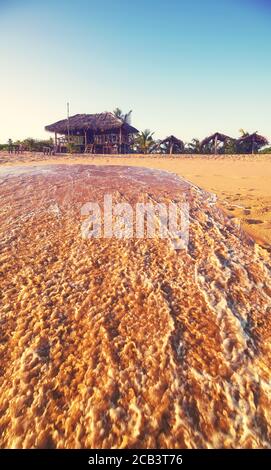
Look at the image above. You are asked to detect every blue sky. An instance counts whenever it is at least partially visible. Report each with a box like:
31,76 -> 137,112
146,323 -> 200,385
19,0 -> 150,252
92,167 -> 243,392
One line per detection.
0,0 -> 270,142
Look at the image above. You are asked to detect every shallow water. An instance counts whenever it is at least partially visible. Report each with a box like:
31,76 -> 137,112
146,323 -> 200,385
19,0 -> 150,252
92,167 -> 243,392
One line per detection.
0,164 -> 271,448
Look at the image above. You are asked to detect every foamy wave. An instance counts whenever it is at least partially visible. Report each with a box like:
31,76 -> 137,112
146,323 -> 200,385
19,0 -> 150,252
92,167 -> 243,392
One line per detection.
0,164 -> 270,448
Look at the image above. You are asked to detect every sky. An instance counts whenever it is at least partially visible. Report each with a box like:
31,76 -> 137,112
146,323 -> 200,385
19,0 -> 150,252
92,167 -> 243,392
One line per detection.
0,0 -> 270,143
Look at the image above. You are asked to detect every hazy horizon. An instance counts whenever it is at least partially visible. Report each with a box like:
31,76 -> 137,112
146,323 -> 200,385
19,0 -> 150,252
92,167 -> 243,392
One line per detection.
0,0 -> 270,143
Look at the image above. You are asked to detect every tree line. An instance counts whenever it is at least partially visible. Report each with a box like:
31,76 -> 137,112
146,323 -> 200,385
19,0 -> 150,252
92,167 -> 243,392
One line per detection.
1,109 -> 269,155
0,137 -> 54,152
113,109 -> 270,154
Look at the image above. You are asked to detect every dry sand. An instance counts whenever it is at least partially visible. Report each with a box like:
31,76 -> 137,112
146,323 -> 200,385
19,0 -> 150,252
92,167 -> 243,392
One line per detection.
1,152 -> 270,250
0,163 -> 271,448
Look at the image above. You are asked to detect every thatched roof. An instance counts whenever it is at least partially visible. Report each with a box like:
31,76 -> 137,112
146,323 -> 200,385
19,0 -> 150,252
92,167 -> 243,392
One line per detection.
159,135 -> 184,147
151,135 -> 184,154
237,132 -> 269,146
45,112 -> 138,134
201,132 -> 233,147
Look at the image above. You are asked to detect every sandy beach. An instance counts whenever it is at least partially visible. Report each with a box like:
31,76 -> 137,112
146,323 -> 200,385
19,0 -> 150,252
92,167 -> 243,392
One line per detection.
1,152 -> 271,250
0,163 -> 271,448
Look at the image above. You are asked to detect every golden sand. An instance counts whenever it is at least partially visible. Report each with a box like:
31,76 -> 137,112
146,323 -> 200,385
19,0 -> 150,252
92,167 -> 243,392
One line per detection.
0,163 -> 271,448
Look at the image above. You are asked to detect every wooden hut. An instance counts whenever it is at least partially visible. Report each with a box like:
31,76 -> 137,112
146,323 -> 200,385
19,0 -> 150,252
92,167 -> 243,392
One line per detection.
155,135 -> 185,154
237,132 -> 269,154
200,132 -> 233,155
45,112 -> 138,154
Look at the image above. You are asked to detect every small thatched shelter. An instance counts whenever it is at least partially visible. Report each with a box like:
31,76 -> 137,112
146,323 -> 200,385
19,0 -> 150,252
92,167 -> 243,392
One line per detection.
155,135 -> 185,154
45,112 -> 138,154
237,132 -> 269,154
200,132 -> 233,154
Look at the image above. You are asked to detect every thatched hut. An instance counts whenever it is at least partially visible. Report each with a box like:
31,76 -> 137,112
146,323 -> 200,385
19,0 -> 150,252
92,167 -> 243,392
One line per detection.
237,132 -> 269,154
155,135 -> 185,154
45,112 -> 138,154
200,132 -> 234,154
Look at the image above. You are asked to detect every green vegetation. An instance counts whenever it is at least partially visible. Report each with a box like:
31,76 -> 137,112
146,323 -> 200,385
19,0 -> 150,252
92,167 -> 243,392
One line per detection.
66,142 -> 77,154
134,129 -> 155,154
113,108 -> 133,124
260,147 -> 271,154
0,123 -> 269,155
1,137 -> 54,152
186,138 -> 201,154
223,139 -> 239,154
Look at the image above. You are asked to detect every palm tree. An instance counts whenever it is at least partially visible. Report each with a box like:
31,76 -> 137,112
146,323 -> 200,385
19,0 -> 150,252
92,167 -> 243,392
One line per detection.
186,138 -> 201,154
134,129 -> 154,154
113,108 -> 132,124
239,128 -> 249,138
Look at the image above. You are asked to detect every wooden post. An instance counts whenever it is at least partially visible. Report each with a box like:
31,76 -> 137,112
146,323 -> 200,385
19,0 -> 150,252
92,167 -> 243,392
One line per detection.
55,132 -> 58,152
214,134 -> 218,155
119,126 -> 122,154
84,130 -> 87,151
67,102 -> 70,144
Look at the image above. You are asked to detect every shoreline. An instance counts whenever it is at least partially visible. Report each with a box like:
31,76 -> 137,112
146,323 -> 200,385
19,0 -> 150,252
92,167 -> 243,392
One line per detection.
1,152 -> 271,251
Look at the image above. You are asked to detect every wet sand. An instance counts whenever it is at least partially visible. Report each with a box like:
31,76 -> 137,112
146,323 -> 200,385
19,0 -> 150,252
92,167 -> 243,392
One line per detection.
0,164 -> 271,448
1,152 -> 271,250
